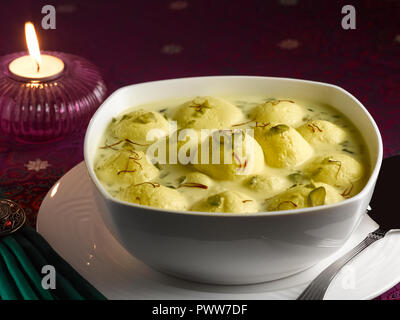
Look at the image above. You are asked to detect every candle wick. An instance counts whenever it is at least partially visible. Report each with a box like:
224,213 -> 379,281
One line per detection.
36,61 -> 40,73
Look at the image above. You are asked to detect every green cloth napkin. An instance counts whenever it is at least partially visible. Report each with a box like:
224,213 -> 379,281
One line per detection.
0,225 -> 106,300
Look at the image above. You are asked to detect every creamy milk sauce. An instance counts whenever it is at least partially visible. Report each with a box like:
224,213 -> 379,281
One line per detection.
94,95 -> 369,213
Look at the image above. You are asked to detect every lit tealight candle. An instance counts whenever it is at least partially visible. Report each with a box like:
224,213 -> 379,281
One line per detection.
8,22 -> 64,81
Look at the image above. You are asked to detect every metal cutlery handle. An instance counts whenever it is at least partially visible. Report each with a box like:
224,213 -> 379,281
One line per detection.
297,227 -> 387,300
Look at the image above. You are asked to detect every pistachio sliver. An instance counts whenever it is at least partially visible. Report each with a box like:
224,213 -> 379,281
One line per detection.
249,175 -> 258,186
159,171 -> 170,179
308,187 -> 326,207
120,114 -> 131,121
288,173 -> 307,184
134,112 -> 156,124
277,200 -> 298,210
177,176 -> 186,184
207,194 -> 222,207
268,124 -> 290,135
305,182 -> 316,189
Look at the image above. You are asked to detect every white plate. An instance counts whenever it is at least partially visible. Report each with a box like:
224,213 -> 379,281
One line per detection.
37,162 -> 400,300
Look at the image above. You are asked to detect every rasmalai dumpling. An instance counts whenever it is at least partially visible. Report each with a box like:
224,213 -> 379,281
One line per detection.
249,99 -> 305,127
193,130 -> 264,180
306,153 -> 364,188
173,96 -> 242,129
94,150 -> 159,187
254,124 -> 313,168
111,109 -> 169,145
118,183 -> 187,211
297,120 -> 347,146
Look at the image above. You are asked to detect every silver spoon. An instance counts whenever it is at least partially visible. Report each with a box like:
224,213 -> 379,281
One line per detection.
297,155 -> 400,300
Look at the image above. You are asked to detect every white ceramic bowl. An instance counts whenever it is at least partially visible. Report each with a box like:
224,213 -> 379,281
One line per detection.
84,76 -> 382,285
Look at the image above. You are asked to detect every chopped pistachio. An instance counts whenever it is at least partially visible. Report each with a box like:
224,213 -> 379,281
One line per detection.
278,201 -> 297,210
192,101 -> 211,116
159,171 -> 170,179
342,148 -> 354,154
121,114 -> 131,121
134,112 -> 156,124
308,187 -> 326,207
207,194 -> 222,207
154,163 -> 162,170
249,176 -> 258,186
288,173 -> 307,185
198,107 -> 207,114
177,176 -> 186,184
268,124 -> 290,135
312,167 -> 323,177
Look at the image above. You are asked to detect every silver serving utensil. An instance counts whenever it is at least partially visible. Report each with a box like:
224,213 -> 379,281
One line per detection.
297,155 -> 400,300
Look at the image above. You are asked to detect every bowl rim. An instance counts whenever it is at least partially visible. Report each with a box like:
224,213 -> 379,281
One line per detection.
84,75 -> 383,218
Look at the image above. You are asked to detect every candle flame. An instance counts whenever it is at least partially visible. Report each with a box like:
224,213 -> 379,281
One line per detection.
25,22 -> 41,72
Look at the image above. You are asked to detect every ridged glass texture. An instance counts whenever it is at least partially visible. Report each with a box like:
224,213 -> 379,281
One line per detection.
0,51 -> 106,143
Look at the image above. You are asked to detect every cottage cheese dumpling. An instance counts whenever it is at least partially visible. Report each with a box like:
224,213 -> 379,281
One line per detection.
254,124 -> 313,168
94,94 -> 369,213
118,183 -> 187,211
191,191 -> 258,213
174,96 -> 242,129
306,153 -> 364,188
297,120 -> 347,146
94,150 -> 159,187
244,174 -> 290,196
266,183 -> 342,211
250,100 -> 305,127
193,130 -> 264,180
110,110 -> 169,145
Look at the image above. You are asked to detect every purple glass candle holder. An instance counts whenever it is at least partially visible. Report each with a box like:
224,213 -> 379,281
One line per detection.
0,51 -> 106,143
